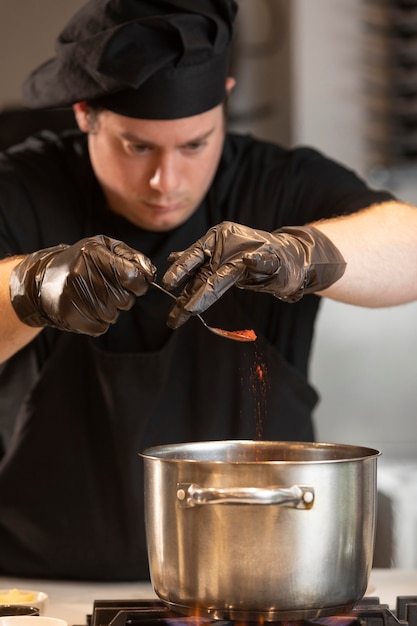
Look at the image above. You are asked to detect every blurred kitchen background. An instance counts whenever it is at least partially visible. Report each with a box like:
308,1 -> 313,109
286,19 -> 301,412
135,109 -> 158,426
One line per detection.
0,0 -> 416,568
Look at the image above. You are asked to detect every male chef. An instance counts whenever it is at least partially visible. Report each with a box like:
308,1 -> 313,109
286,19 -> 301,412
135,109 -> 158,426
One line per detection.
0,0 -> 416,580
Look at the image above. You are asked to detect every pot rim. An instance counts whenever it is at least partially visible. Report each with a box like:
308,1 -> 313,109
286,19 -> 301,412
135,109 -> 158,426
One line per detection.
139,439 -> 381,464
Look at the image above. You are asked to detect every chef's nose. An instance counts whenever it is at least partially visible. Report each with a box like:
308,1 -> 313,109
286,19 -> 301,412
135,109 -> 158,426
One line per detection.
149,154 -> 180,193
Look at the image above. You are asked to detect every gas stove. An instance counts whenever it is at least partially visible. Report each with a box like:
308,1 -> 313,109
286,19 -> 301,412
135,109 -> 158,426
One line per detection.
86,597 -> 417,626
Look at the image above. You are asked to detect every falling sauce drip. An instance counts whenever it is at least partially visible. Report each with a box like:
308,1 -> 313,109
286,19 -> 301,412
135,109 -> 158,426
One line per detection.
249,348 -> 270,442
256,363 -> 264,382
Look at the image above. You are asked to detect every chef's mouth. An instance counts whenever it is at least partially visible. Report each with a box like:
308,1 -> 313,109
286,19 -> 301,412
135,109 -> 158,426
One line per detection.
144,199 -> 184,213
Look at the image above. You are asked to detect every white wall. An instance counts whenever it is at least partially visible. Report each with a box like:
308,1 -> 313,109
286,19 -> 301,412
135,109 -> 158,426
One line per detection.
310,300 -> 417,458
291,0 -> 368,174
290,0 -> 417,466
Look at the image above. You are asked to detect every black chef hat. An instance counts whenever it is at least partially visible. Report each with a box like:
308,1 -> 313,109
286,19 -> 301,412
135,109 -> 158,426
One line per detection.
22,0 -> 238,120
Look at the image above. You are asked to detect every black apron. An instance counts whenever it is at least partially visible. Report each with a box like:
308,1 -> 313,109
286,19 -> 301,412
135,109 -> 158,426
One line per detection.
0,289 -> 316,581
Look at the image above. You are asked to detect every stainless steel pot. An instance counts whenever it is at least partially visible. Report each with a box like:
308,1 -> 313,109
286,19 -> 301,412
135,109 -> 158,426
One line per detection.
140,440 -> 380,621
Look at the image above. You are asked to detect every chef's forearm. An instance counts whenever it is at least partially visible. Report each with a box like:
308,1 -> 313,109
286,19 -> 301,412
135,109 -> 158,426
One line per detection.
0,256 -> 42,364
312,200 -> 417,307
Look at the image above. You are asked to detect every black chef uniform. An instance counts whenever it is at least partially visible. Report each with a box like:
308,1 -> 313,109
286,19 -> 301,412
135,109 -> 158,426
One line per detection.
0,130 -> 393,580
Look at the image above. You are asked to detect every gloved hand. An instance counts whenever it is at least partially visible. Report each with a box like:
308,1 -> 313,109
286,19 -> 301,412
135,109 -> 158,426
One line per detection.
10,234 -> 156,336
162,221 -> 346,328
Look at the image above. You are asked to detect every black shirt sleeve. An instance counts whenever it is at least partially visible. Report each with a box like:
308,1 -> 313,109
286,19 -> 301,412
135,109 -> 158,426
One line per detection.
0,130 -> 93,258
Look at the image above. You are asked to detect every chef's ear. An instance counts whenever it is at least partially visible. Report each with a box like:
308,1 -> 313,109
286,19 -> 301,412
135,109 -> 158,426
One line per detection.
72,102 -> 90,133
225,77 -> 236,94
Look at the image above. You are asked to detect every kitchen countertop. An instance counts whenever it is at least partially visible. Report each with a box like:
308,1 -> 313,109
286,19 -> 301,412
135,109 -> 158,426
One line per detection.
0,570 -> 416,625
0,578 -> 155,625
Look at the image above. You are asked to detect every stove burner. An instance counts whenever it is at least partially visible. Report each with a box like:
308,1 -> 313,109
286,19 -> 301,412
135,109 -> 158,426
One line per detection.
86,597 -> 417,626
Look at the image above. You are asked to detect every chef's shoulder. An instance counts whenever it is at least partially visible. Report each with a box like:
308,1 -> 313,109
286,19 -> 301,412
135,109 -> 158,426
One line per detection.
223,132 -> 362,179
0,129 -> 91,257
0,128 -> 88,183
221,133 -> 359,189
221,133 -> 395,220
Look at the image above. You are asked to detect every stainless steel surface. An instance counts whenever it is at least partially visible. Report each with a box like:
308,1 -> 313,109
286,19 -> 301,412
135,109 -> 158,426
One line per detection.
150,281 -> 255,342
141,440 -> 380,621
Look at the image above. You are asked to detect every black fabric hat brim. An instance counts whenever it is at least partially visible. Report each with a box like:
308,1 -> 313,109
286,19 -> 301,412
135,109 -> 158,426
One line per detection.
90,53 -> 228,119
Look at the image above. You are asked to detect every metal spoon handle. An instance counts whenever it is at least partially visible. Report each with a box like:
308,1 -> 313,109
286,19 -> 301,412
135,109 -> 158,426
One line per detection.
150,282 -> 213,329
150,280 -> 178,301
149,281 -> 256,343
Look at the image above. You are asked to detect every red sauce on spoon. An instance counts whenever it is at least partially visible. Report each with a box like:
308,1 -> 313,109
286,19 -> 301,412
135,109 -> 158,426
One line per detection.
211,328 -> 257,342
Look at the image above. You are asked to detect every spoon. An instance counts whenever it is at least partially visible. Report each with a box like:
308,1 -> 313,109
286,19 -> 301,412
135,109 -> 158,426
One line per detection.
150,281 -> 256,343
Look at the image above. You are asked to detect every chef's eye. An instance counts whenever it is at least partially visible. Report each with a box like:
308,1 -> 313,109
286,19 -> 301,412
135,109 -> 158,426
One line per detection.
184,140 -> 206,152
131,143 -> 151,154
123,140 -> 152,155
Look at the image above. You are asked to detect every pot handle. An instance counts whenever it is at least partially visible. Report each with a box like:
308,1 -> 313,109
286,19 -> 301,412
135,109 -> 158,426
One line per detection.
176,483 -> 314,508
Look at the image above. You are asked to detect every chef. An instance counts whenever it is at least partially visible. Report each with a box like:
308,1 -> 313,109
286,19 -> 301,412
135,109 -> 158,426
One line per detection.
0,0 -> 416,581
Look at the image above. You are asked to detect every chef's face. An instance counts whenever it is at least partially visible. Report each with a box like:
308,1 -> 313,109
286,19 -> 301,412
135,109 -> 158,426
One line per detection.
73,81 -> 234,232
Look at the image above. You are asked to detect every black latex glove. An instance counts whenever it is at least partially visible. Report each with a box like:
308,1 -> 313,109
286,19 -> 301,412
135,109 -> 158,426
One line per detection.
10,234 -> 156,336
162,221 -> 346,328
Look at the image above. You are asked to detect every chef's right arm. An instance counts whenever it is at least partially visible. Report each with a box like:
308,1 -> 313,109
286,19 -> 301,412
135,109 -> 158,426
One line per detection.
0,235 -> 156,364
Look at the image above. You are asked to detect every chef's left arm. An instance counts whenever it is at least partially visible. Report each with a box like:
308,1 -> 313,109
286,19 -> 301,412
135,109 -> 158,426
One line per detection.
312,200 -> 417,306
163,200 -> 417,328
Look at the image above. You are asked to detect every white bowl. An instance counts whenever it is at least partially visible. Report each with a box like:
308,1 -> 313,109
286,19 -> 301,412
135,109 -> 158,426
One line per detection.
0,618 -> 66,626
0,590 -> 48,615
